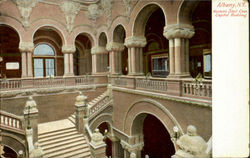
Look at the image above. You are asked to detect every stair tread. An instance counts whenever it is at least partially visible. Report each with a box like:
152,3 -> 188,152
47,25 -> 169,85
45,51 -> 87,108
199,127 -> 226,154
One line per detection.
38,128 -> 76,139
39,130 -> 78,141
45,143 -> 89,158
39,134 -> 83,146
59,149 -> 91,158
44,139 -> 88,154
42,136 -> 86,151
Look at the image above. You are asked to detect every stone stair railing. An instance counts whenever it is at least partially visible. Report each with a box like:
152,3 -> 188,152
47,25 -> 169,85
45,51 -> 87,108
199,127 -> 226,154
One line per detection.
0,110 -> 24,134
182,79 -> 212,98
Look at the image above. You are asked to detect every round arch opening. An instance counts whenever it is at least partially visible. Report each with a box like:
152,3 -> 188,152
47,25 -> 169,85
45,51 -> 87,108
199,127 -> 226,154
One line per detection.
74,34 -> 93,75
132,113 -> 175,158
1,145 -> 18,158
0,25 -> 21,78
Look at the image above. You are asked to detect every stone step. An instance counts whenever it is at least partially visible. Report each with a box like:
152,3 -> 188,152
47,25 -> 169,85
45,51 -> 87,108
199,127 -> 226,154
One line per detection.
39,133 -> 81,146
45,143 -> 89,158
68,116 -> 75,124
42,136 -> 86,151
44,139 -> 88,155
38,128 -> 76,140
58,148 -> 91,158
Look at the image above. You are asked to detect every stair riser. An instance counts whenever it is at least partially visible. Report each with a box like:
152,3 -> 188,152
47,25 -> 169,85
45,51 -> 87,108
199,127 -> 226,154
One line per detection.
42,138 -> 86,151
38,127 -> 75,137
44,143 -> 89,155
39,135 -> 83,146
38,129 -> 77,140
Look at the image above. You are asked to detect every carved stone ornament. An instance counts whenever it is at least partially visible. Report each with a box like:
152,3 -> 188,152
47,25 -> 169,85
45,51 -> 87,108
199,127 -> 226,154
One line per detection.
106,42 -> 125,52
24,96 -> 38,114
60,1 -> 80,33
163,24 -> 195,39
19,42 -> 34,52
124,36 -> 147,48
62,45 -> 76,54
30,142 -> 44,158
87,4 -> 101,21
14,0 -> 38,28
101,0 -> 113,19
75,92 -> 87,107
90,129 -> 105,146
91,46 -> 108,55
120,140 -> 144,153
174,125 -> 209,158
123,0 -> 131,19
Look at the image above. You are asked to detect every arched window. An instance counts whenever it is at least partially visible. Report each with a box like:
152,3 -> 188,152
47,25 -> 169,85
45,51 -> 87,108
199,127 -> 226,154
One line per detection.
33,44 -> 55,77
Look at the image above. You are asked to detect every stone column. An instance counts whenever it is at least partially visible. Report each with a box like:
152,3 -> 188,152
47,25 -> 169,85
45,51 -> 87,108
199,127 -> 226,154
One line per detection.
62,45 -> 75,77
23,96 -> 38,143
164,24 -> 194,78
75,92 -> 88,133
109,135 -> 121,158
19,42 -> 34,78
124,36 -> 146,76
106,42 -> 125,75
91,46 -> 109,75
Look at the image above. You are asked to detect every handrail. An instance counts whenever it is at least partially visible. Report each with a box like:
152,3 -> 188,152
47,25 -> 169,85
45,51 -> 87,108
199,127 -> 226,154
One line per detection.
0,110 -> 24,132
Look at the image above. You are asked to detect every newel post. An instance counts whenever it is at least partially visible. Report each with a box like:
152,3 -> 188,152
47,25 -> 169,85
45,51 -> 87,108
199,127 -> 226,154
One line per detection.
90,129 -> 107,158
75,92 -> 89,133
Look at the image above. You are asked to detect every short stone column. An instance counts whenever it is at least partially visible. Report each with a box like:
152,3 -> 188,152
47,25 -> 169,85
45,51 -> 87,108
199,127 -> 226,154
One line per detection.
164,24 -> 194,78
75,92 -> 88,133
24,96 -> 38,143
106,42 -> 125,75
62,45 -> 75,77
26,128 -> 34,152
29,142 -> 44,158
172,125 -> 209,158
90,129 -> 107,158
19,42 -> 34,78
109,135 -> 121,158
124,36 -> 146,76
91,46 -> 109,74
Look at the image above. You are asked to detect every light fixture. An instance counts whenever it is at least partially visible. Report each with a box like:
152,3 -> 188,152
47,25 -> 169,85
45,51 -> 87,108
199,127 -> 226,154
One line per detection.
172,126 -> 180,140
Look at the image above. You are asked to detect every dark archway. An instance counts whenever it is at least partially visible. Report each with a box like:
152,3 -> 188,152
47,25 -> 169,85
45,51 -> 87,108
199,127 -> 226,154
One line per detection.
143,7 -> 168,77
113,25 -> 128,75
0,25 -> 21,78
2,145 -> 18,158
141,114 -> 175,158
98,122 -> 112,157
74,34 -> 92,75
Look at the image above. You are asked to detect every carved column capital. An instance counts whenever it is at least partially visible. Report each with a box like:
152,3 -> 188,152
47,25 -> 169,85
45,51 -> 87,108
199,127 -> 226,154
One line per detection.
106,42 -> 124,52
19,42 -> 34,53
91,46 -> 108,55
120,140 -> 144,153
163,24 -> 195,39
124,36 -> 147,48
60,1 -> 80,33
62,45 -> 76,54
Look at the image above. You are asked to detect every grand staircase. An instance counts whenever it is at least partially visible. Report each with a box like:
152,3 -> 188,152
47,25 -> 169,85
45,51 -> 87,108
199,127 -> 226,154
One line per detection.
38,119 -> 91,158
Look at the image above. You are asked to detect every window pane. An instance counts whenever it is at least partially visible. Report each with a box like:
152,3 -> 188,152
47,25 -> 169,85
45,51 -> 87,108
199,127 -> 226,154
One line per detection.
34,59 -> 44,77
46,59 -> 54,77
34,44 -> 55,56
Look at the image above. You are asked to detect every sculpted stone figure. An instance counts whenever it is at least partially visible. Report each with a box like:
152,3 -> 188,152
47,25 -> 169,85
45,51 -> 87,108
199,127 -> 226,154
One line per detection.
173,125 -> 209,158
30,142 -> 44,158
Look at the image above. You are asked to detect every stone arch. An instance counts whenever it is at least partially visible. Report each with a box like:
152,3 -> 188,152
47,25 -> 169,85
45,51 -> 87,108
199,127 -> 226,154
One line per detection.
89,113 -> 113,134
0,17 -> 24,43
113,24 -> 126,43
97,25 -> 109,43
177,0 -> 200,25
29,19 -> 67,45
1,132 -> 26,157
132,3 -> 167,37
109,16 -> 128,40
71,26 -> 96,47
123,98 -> 183,136
98,32 -> 108,47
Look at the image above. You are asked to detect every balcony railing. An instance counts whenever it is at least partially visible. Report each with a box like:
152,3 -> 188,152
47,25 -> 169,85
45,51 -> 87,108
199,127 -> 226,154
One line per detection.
110,75 -> 212,101
0,75 -> 106,91
0,110 -> 24,133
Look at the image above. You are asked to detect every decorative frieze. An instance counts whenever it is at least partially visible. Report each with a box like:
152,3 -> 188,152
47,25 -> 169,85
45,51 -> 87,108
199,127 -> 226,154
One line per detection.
15,0 -> 38,28
124,36 -> 147,48
120,139 -> 144,153
123,0 -> 131,20
106,42 -> 125,52
163,24 -> 195,39
60,1 -> 80,33
19,42 -> 34,52
62,45 -> 76,54
91,46 -> 108,55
